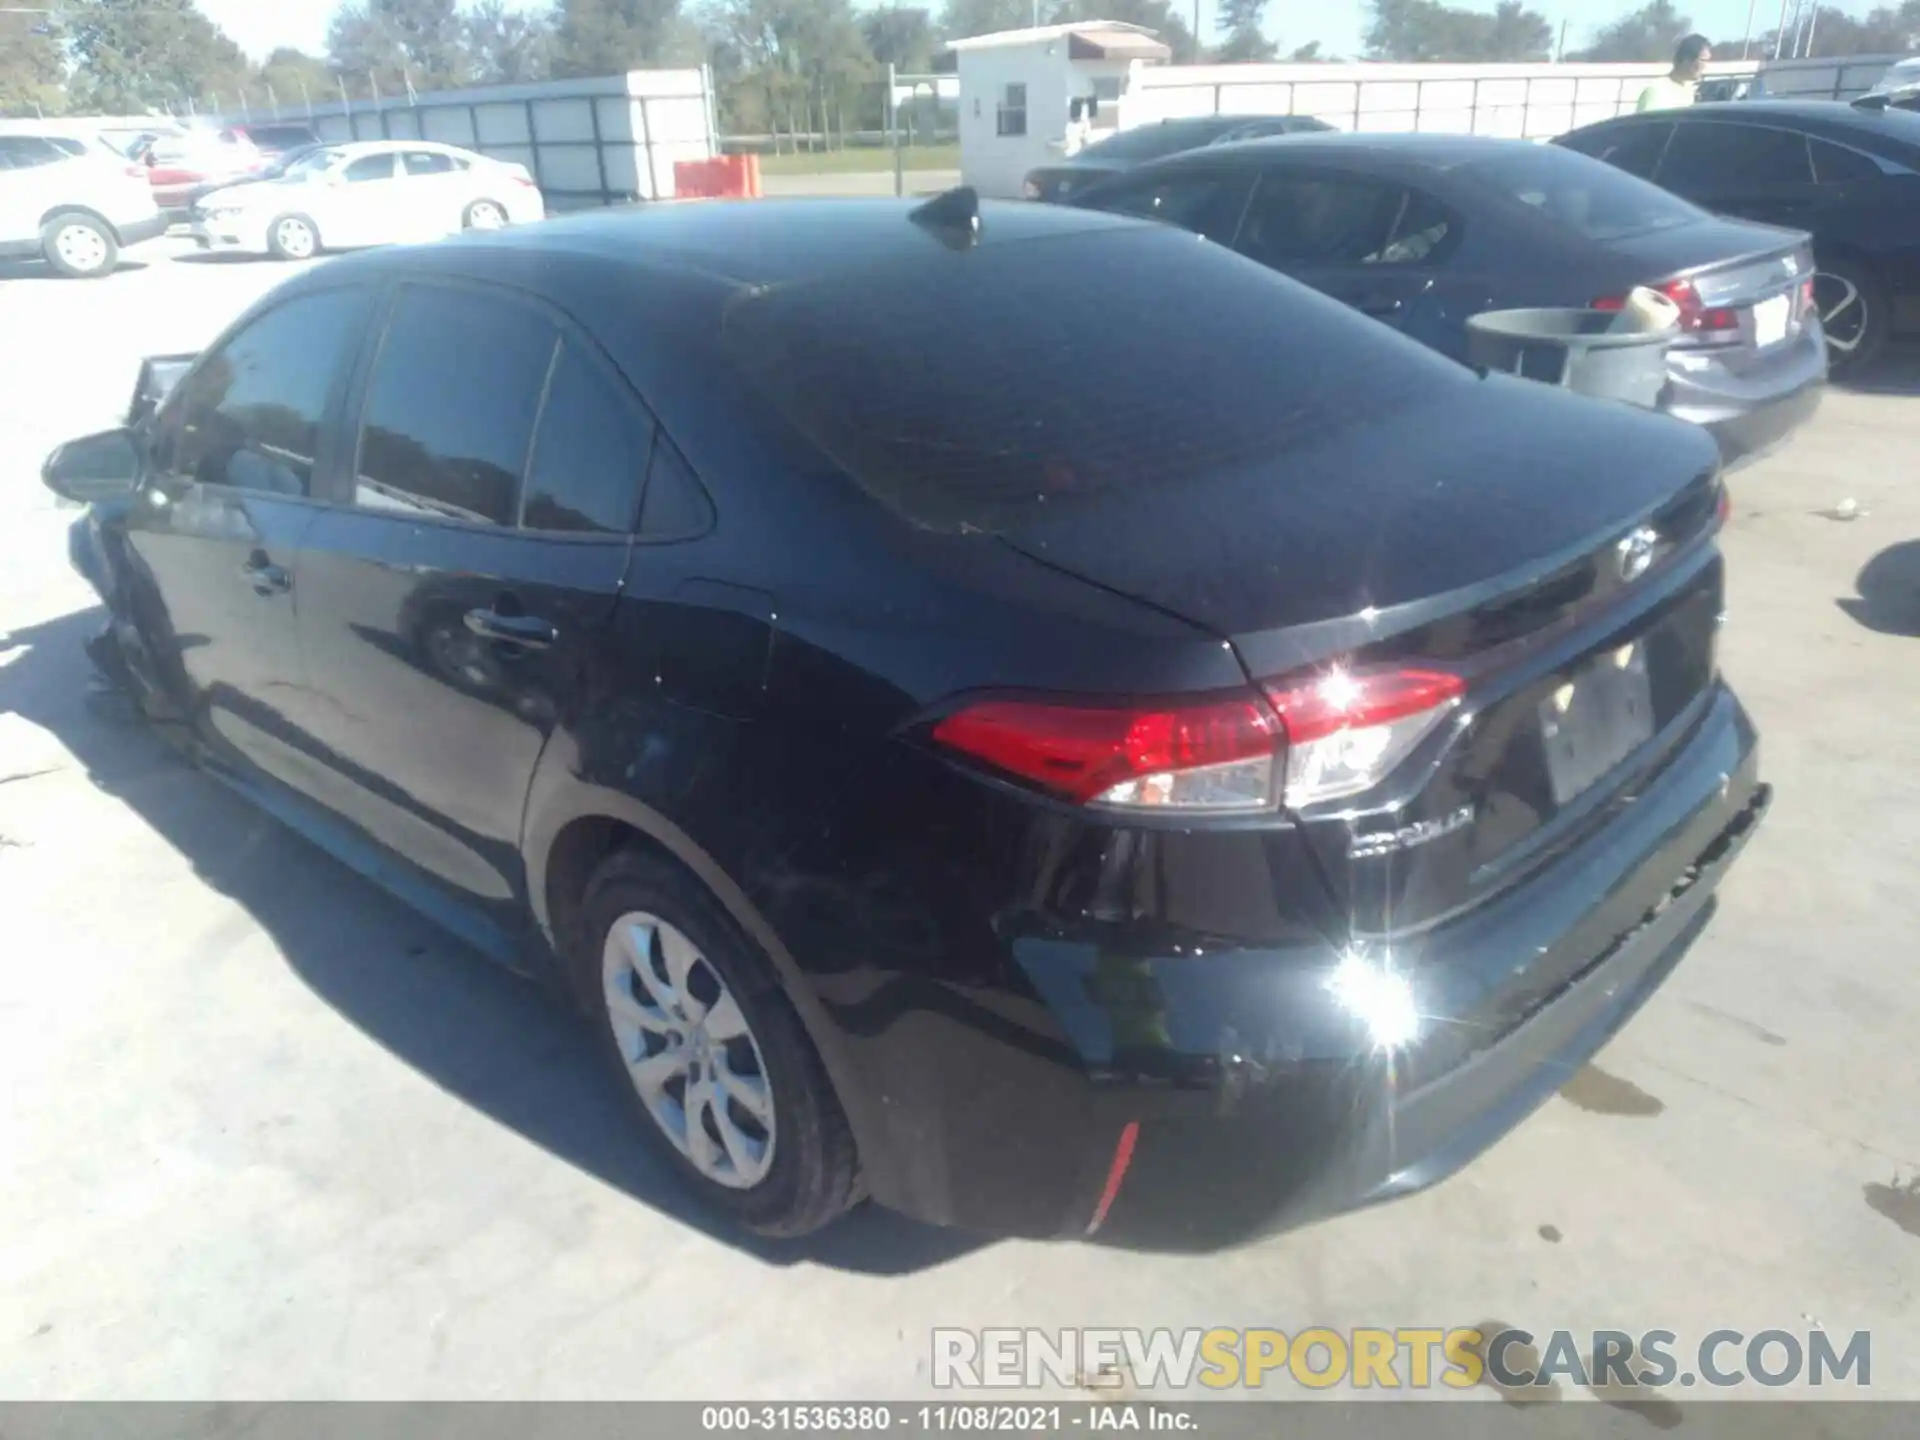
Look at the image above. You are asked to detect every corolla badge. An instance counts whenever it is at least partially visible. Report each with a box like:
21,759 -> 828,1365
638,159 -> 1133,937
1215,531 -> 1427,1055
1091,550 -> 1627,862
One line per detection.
1349,804 -> 1476,859
1616,525 -> 1660,582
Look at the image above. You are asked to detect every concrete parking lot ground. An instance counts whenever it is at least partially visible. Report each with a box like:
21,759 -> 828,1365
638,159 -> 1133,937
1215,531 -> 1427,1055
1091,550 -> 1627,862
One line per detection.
2,238 -> 1918,1405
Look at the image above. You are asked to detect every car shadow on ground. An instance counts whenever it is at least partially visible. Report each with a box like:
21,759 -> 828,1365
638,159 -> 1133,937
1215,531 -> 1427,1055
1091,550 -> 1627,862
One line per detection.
0,256 -> 160,283
1838,540 -> 1920,638
0,602 -> 987,1278
170,251 -> 270,267
1838,345 -> 1920,398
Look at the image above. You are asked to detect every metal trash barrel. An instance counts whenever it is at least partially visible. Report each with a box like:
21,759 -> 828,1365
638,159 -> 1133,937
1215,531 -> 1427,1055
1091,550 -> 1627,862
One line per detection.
1465,308 -> 1674,410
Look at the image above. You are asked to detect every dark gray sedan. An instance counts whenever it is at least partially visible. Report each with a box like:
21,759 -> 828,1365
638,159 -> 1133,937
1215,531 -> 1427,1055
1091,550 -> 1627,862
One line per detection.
1068,131 -> 1826,468
1022,114 -> 1332,204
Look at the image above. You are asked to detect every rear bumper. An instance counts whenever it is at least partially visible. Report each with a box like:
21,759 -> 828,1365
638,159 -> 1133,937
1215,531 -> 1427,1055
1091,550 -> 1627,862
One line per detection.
1663,324 -> 1826,470
839,682 -> 1765,1249
1701,374 -> 1823,471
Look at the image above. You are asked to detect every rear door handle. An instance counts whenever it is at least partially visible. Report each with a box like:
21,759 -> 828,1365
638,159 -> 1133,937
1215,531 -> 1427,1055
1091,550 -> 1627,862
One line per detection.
241,551 -> 291,596
464,607 -> 556,650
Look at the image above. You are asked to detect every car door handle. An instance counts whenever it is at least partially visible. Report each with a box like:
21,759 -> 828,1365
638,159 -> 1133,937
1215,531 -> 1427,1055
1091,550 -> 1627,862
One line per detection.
240,551 -> 291,596
464,607 -> 556,650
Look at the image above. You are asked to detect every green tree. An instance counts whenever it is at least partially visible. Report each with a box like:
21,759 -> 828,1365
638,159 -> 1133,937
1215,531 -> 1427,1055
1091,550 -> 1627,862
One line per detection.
464,0 -> 556,81
64,0 -> 252,114
551,0 -> 690,75
328,0 -> 470,97
1216,0 -> 1277,61
863,5 -> 938,70
1760,0 -> 1920,57
0,12 -> 67,117
255,47 -> 334,112
1567,0 -> 1693,61
1364,0 -> 1551,60
935,0 -> 1031,43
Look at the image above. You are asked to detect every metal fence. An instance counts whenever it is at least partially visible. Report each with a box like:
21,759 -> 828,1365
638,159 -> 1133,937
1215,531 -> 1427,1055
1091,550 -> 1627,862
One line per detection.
1120,53 -> 1911,140
235,69 -> 718,207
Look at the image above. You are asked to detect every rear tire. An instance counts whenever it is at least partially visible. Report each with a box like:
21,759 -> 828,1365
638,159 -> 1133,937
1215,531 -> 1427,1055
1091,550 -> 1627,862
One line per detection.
1813,255 -> 1888,379
463,199 -> 508,231
266,213 -> 319,262
42,213 -> 118,278
575,848 -> 860,1238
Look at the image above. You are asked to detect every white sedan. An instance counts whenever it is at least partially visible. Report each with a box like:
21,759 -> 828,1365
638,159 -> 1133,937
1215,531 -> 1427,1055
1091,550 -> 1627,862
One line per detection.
189,140 -> 546,261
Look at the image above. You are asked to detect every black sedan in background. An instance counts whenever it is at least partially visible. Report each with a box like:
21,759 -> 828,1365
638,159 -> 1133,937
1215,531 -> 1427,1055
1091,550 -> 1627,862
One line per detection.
1069,132 -> 1825,467
47,195 -> 1766,1250
1022,113 -> 1332,203
1556,100 -> 1920,374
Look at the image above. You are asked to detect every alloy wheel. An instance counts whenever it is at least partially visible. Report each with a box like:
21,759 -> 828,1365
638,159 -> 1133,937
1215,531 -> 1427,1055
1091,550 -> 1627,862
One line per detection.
601,911 -> 776,1189
275,218 -> 316,259
54,223 -> 109,274
467,201 -> 507,231
1813,270 -> 1868,357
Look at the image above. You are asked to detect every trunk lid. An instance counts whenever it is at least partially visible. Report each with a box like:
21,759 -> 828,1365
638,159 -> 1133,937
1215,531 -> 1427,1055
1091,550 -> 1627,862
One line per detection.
1002,376 -> 1727,930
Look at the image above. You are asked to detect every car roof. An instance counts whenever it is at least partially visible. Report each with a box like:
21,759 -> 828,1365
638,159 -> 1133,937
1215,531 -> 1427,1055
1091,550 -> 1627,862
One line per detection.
1581,99 -> 1920,145
324,138 -> 473,157
1167,129 -> 1553,174
325,194 -> 1148,290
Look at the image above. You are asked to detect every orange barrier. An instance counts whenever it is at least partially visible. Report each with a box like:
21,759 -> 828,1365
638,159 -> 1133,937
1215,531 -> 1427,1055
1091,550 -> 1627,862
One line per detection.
672,154 -> 763,201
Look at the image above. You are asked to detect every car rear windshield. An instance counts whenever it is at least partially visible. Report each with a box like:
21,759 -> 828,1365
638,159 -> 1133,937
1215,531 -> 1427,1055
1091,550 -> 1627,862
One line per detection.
1463,145 -> 1702,240
720,225 -> 1465,534
1077,120 -> 1237,162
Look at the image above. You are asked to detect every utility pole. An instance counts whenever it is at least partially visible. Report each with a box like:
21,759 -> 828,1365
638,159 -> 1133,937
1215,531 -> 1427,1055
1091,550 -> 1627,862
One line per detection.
1740,0 -> 1758,58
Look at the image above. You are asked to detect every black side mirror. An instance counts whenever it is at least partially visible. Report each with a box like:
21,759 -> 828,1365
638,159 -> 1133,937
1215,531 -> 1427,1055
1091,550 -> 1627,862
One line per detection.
43,428 -> 142,505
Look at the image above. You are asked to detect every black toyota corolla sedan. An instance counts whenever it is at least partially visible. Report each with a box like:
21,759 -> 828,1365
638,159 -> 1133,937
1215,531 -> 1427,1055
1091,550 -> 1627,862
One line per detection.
1066,132 -> 1826,468
1021,113 -> 1334,203
47,194 -> 1768,1250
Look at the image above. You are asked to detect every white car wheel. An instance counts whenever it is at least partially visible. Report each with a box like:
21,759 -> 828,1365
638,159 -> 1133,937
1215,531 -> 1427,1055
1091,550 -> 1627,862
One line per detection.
464,199 -> 508,231
43,215 -> 118,278
268,215 -> 318,262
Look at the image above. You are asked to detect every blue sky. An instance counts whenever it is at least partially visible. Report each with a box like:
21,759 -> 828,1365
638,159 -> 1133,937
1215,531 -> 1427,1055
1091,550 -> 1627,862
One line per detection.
197,0 -> 1807,66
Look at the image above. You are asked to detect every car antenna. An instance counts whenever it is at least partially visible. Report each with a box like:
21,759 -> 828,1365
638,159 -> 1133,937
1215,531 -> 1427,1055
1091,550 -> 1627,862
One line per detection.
1851,92 -> 1892,111
909,186 -> 982,250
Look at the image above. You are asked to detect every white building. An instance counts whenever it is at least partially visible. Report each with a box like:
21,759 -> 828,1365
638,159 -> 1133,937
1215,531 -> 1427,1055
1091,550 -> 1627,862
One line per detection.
947,22 -> 1172,199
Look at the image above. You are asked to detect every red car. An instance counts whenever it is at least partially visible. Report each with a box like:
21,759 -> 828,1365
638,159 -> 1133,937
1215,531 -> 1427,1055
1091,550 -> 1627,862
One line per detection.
137,129 -> 286,217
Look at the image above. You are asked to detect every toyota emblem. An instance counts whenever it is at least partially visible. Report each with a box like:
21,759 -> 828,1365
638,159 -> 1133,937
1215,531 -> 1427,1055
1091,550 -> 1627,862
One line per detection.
1616,526 -> 1659,582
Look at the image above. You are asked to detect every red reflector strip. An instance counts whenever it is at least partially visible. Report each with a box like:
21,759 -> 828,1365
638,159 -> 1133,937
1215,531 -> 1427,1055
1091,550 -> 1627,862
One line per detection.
1085,1121 -> 1140,1236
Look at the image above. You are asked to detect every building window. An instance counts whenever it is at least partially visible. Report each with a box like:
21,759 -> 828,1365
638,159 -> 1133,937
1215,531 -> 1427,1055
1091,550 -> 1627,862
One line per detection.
997,83 -> 1028,137
1090,76 -> 1123,130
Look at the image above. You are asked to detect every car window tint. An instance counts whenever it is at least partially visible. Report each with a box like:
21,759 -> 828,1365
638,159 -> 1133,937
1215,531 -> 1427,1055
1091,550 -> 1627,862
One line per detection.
402,150 -> 457,176
522,343 -> 652,534
355,286 -> 558,525
1083,171 -> 1250,241
0,135 -> 65,169
1237,172 -> 1400,267
161,287 -> 372,496
1575,123 -> 1672,178
722,224 -> 1463,535
1375,187 -> 1455,264
1659,123 -> 1811,189
639,439 -> 714,539
1466,145 -> 1699,240
344,153 -> 395,182
1809,136 -> 1879,183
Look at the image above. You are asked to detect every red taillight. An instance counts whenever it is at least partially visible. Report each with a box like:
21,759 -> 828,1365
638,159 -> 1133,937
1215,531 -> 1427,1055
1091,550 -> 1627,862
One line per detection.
932,666 -> 1466,813
1800,277 -> 1816,313
930,693 -> 1280,809
1716,483 -> 1732,526
1591,280 -> 1737,335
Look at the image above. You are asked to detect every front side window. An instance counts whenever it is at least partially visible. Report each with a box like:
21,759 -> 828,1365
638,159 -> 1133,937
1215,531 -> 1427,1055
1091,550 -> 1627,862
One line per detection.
997,83 -> 1027,138
158,287 -> 373,496
1081,171 -> 1252,243
0,135 -> 66,170
1659,123 -> 1812,190
354,285 -> 558,525
344,153 -> 397,183
1236,172 -> 1403,268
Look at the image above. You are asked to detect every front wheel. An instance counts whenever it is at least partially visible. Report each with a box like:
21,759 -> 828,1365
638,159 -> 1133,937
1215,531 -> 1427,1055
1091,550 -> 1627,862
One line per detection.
267,213 -> 319,262
1813,257 -> 1888,379
577,849 -> 860,1237
42,213 -> 118,278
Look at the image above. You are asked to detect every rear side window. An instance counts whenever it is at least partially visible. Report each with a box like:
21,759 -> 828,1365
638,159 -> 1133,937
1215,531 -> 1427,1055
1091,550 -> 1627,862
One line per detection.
721,226 -> 1462,534
1563,123 -> 1672,179
355,286 -> 558,525
1465,145 -> 1699,240
1081,170 -> 1252,242
1659,123 -> 1812,189
159,287 -> 372,496
639,440 -> 714,539
1235,172 -> 1403,267
402,150 -> 458,176
0,135 -> 67,170
1809,137 -> 1880,183
344,153 -> 396,183
522,342 -> 652,535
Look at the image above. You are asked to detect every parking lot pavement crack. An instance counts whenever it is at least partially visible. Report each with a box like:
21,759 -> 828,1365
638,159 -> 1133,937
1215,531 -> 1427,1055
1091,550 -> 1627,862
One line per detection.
1633,1056 -> 1918,1171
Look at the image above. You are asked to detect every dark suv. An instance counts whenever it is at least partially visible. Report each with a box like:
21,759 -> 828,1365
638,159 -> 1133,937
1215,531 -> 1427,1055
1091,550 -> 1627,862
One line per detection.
47,198 -> 1768,1249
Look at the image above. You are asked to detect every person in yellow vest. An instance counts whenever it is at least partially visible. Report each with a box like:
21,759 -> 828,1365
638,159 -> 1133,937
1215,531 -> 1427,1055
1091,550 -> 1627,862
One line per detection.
1638,35 -> 1713,112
